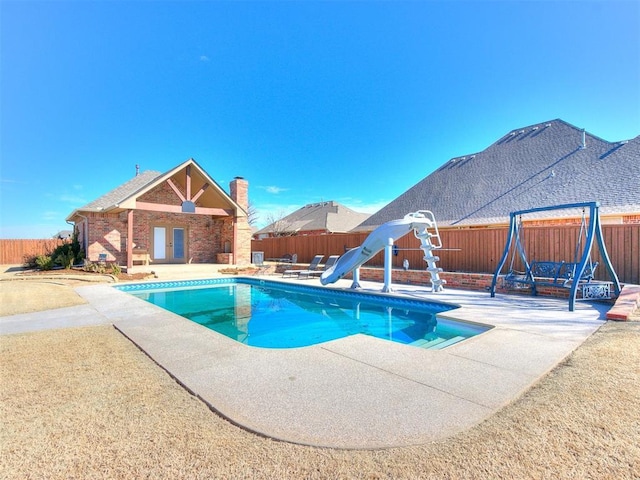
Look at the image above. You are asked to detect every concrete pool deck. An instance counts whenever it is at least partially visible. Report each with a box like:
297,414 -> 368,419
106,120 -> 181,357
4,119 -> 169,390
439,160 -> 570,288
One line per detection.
0,272 -> 610,449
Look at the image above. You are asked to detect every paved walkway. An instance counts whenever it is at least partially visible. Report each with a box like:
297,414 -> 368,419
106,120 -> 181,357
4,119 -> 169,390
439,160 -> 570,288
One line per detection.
1,270 -> 610,449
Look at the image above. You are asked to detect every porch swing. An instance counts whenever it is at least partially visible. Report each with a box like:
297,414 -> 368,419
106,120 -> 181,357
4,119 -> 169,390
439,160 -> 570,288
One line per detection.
490,201 -> 621,311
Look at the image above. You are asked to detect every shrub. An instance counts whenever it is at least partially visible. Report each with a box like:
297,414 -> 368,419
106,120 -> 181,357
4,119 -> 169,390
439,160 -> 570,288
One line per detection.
81,261 -> 121,276
35,255 -> 54,270
55,248 -> 75,269
23,254 -> 39,269
83,261 -> 106,274
50,229 -> 84,268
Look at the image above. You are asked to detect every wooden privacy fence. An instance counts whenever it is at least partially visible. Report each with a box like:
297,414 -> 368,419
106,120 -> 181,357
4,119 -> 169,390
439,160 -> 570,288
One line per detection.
252,224 -> 640,285
0,239 -> 69,265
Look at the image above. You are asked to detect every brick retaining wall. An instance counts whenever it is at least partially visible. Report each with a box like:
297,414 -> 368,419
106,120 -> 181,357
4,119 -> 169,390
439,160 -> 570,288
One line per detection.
272,264 -> 619,305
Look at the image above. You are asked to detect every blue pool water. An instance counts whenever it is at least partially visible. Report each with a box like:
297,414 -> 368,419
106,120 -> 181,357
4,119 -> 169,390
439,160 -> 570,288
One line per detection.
116,278 -> 489,349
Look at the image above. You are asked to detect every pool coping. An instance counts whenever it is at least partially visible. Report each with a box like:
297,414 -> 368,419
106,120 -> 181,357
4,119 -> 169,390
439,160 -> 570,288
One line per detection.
1,275 -> 609,449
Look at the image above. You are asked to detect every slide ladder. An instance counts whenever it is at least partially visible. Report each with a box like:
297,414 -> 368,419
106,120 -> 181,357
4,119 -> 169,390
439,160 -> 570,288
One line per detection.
413,211 -> 446,292
320,210 -> 446,292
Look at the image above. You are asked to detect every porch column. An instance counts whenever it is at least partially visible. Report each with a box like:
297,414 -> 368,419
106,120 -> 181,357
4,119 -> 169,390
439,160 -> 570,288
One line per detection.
127,209 -> 134,269
233,216 -> 238,266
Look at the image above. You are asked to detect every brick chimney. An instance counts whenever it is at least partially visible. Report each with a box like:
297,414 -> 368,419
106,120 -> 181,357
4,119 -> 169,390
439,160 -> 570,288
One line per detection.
230,176 -> 248,211
229,176 -> 251,265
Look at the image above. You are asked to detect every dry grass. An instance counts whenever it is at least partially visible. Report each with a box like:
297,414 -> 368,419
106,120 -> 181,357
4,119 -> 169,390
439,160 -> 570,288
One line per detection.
0,280 -> 87,316
0,268 -> 153,317
1,319 -> 639,479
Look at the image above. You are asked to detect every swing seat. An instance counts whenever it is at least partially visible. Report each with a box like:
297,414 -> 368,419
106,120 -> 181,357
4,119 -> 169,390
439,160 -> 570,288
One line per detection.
502,261 -> 565,288
532,261 -> 598,287
558,262 -> 598,285
504,260 -> 599,289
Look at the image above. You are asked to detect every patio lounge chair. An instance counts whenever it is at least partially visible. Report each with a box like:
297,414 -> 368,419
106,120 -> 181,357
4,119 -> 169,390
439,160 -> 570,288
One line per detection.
280,253 -> 297,265
268,253 -> 297,265
298,255 -> 340,279
283,255 -> 324,278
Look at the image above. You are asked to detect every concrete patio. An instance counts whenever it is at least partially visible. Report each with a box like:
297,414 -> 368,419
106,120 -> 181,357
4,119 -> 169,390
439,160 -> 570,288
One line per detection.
0,266 -> 611,449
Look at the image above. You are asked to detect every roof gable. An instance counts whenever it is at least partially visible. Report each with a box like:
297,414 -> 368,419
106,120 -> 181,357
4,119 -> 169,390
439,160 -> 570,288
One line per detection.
356,119 -> 640,230
68,158 -> 243,220
120,158 -> 242,212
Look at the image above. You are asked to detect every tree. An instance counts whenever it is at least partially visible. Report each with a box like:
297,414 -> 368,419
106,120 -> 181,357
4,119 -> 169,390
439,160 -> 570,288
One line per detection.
264,209 -> 297,237
247,200 -> 259,227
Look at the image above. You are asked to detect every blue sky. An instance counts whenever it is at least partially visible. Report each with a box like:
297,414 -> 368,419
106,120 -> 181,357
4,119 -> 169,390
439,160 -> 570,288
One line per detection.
1,1 -> 639,237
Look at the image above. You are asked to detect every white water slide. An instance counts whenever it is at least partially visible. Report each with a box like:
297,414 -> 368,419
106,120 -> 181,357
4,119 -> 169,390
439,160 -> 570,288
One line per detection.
320,211 -> 446,292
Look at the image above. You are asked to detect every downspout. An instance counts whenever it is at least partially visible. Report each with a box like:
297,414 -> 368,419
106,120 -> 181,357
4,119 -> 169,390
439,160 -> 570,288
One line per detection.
126,209 -> 134,270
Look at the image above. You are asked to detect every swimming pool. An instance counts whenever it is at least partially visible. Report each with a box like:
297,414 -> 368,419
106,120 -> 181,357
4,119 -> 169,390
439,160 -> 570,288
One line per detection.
116,278 -> 489,349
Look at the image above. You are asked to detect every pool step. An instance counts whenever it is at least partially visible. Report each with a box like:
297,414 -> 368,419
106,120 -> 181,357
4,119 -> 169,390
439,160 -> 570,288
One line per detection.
410,337 -> 448,348
410,335 -> 466,349
431,336 -> 466,349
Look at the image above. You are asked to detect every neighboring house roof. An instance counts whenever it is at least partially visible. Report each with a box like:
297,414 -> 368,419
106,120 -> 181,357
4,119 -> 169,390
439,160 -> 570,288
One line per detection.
67,158 -> 246,221
355,119 -> 640,230
53,230 -> 73,240
255,201 -> 371,236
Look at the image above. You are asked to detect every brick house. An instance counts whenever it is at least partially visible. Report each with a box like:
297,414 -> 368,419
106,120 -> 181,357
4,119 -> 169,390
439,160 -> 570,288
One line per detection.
66,158 -> 251,269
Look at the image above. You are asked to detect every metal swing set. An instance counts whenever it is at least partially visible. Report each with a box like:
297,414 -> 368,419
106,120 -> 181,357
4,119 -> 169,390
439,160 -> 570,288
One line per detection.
490,201 -> 621,311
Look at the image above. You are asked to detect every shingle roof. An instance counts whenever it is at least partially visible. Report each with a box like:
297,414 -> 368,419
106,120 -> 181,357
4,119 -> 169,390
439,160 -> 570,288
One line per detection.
255,201 -> 371,235
356,119 -> 640,230
78,170 -> 163,211
67,158 -> 247,223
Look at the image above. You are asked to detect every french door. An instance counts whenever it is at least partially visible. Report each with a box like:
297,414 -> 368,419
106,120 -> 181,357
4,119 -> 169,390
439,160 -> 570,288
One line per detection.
152,226 -> 186,263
